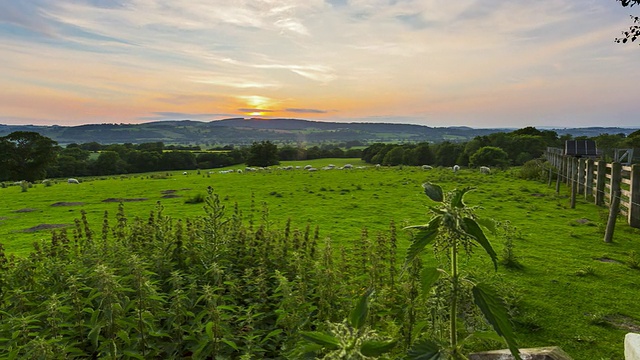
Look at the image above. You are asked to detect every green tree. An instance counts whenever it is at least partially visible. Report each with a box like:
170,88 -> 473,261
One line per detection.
0,131 -> 59,182
92,151 -> 128,175
246,141 -> 280,167
382,146 -> 405,166
469,146 -> 510,168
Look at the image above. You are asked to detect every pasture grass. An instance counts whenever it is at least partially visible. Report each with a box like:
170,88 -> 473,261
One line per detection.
1,159 -> 639,359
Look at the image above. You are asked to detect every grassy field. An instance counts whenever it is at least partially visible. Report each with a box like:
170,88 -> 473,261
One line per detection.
1,159 -> 639,359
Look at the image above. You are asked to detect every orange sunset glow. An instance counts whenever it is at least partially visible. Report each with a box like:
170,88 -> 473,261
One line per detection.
1,1 -> 639,127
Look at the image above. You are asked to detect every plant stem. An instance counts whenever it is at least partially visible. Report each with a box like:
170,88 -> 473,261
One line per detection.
450,235 -> 459,358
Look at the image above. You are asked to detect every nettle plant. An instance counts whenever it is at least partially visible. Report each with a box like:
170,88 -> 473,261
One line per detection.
405,183 -> 521,360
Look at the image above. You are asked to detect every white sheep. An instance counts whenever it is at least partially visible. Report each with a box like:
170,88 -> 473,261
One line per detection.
480,166 -> 491,174
304,165 -> 312,170
308,167 -> 318,172
343,164 -> 353,169
422,165 -> 433,170
453,165 -> 460,173
68,178 -> 79,184
375,164 -> 381,169
183,171 -> 188,175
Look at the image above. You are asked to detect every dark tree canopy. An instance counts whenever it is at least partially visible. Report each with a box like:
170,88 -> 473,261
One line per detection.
0,131 -> 59,182
246,141 -> 280,167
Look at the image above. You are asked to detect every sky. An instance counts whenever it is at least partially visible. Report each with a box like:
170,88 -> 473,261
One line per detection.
1,0 -> 639,128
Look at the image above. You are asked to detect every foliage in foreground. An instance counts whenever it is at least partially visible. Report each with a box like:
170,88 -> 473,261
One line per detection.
0,187 -> 513,359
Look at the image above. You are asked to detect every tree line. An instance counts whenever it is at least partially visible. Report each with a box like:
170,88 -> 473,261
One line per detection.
2,127 -> 638,182
0,134 -> 363,182
361,127 -> 640,168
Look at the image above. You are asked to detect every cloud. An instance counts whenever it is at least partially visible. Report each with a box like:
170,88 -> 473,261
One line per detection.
138,112 -> 235,121
238,108 -> 275,113
285,108 -> 328,114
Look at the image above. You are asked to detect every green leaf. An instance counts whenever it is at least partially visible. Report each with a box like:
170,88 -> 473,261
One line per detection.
205,321 -> 213,339
404,216 -> 441,268
360,339 -> 397,356
122,350 -> 145,360
462,217 -> 498,270
260,329 -> 283,344
476,217 -> 497,235
451,187 -> 473,208
406,339 -> 447,360
420,267 -> 441,296
349,288 -> 374,330
300,331 -> 340,350
423,183 -> 443,202
472,283 -> 521,360
221,338 -> 239,351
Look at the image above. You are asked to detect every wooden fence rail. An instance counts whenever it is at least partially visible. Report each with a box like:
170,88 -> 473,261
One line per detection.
545,147 -> 640,229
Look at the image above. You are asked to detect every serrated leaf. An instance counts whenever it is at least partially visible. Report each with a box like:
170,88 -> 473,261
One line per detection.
451,187 -> 473,208
205,321 -> 213,339
404,216 -> 441,268
420,267 -> 441,296
462,217 -> 498,270
476,217 -> 497,235
349,288 -> 373,330
300,331 -> 340,350
260,329 -> 283,344
116,329 -> 130,344
423,183 -> 443,202
472,283 -> 521,360
406,339 -> 447,360
221,338 -> 239,351
360,339 -> 397,356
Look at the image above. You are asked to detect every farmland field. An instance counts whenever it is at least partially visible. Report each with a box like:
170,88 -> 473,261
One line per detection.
1,158 -> 639,359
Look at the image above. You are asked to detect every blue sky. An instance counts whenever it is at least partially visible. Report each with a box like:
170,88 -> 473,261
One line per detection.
1,0 -> 639,128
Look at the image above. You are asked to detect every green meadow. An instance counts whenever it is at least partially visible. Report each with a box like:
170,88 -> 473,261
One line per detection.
1,158 -> 639,359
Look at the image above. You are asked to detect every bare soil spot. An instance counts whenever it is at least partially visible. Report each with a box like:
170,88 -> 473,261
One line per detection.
603,314 -> 640,332
161,189 -> 178,194
595,257 -> 620,264
161,194 -> 182,198
23,224 -> 70,233
102,198 -> 148,203
530,193 -> 546,197
575,218 -> 591,224
14,208 -> 39,213
51,202 -> 85,207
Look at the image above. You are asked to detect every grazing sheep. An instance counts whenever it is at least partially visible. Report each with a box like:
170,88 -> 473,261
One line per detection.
422,165 -> 433,170
67,178 -> 79,184
343,164 -> 353,169
304,165 -> 312,170
307,167 -> 318,172
453,165 -> 460,173
183,171 -> 188,175
375,164 -> 381,169
237,169 -> 243,174
327,164 -> 335,169
480,166 -> 491,174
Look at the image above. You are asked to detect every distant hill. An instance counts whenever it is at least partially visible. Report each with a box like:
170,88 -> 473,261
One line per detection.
0,118 -> 636,146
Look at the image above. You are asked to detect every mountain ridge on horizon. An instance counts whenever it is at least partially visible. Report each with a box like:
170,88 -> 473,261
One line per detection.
0,118 -> 636,146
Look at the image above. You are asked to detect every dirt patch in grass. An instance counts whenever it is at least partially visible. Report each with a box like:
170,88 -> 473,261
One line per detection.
14,208 -> 39,213
102,198 -> 148,203
23,224 -> 70,233
575,218 -> 591,224
161,189 -> 178,194
530,193 -> 546,197
161,194 -> 181,198
603,314 -> 640,332
595,257 -> 621,264
51,202 -> 85,207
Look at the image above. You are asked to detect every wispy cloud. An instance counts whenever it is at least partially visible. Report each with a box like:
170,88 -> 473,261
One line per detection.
1,0 -> 639,127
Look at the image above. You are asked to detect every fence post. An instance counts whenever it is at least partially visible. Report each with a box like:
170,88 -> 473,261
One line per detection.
585,159 -> 594,199
577,158 -> 585,194
570,158 -> 578,209
604,162 -> 622,243
629,164 -> 640,229
595,161 -> 606,206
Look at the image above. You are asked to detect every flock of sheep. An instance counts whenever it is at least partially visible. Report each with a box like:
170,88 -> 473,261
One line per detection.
47,164 -> 491,184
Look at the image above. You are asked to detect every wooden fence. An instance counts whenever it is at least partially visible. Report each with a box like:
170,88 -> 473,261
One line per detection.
545,147 -> 640,229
